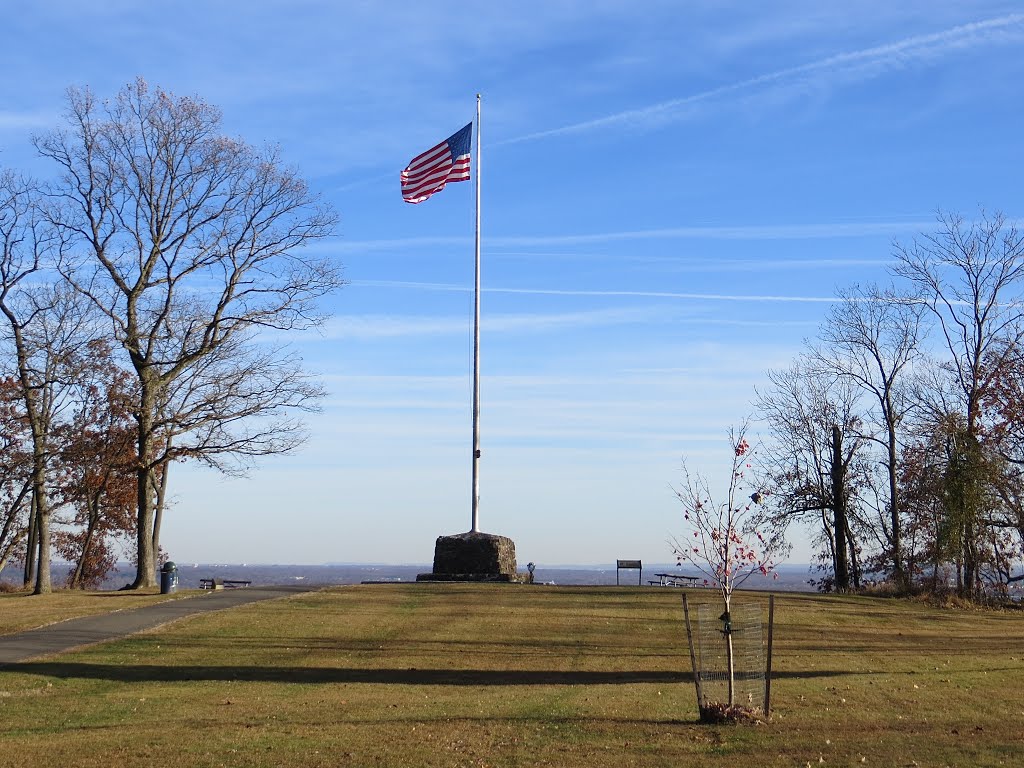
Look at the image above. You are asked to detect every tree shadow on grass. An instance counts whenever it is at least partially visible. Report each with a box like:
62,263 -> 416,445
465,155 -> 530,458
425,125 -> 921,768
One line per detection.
11,662 -> 849,685
145,635 -> 695,659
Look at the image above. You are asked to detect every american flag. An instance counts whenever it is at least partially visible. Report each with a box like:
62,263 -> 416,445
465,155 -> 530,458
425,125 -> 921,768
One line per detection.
401,123 -> 472,204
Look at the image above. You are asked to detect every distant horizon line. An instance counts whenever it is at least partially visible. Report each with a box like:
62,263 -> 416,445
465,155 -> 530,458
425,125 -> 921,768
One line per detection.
81,560 -> 814,571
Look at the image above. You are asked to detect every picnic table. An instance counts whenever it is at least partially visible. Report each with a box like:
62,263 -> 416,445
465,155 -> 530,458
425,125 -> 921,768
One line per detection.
649,572 -> 701,587
199,578 -> 252,590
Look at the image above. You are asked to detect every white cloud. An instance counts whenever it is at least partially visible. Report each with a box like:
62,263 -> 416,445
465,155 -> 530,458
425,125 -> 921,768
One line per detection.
334,219 -> 930,256
350,280 -> 841,304
316,305 -> 665,341
0,110 -> 53,131
485,287 -> 838,303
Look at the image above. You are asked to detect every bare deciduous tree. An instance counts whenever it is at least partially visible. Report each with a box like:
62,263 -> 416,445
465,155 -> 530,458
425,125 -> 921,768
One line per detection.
36,80 -> 342,588
0,171 -> 96,594
813,283 -> 925,585
893,211 -> 1024,597
756,358 -> 865,590
0,376 -> 32,579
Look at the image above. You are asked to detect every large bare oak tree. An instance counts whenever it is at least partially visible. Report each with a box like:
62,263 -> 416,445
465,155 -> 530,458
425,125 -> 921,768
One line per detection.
36,80 -> 341,588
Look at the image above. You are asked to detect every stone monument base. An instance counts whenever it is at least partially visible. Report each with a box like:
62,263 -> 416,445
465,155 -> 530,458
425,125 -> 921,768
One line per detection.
416,531 -> 526,583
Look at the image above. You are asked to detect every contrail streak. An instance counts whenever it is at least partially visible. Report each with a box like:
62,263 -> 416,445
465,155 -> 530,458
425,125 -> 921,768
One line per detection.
500,13 -> 1024,145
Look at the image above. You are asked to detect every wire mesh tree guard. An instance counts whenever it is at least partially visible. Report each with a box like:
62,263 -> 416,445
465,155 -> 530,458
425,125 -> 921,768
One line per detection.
682,593 -> 775,722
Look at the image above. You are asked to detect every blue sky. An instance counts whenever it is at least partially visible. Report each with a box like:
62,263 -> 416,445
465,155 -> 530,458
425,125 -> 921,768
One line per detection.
2,2 -> 1022,566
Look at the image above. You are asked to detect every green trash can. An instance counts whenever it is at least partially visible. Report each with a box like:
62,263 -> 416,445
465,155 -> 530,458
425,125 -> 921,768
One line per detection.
160,561 -> 178,594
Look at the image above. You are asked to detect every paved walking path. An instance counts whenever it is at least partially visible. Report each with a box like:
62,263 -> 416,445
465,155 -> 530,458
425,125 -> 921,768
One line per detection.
0,585 -> 317,667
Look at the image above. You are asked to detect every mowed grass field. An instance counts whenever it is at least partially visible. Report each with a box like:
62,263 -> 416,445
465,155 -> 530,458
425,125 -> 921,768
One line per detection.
0,585 -> 1022,767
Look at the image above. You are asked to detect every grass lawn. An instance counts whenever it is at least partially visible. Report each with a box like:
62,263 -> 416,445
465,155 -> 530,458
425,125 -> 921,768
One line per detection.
0,584 -> 1022,767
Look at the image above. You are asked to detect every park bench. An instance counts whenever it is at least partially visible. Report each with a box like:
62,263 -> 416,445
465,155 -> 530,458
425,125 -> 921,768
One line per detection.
616,559 -> 642,585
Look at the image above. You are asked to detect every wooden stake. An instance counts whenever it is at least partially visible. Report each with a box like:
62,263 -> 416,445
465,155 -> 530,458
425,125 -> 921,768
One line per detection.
765,593 -> 775,716
682,593 -> 704,709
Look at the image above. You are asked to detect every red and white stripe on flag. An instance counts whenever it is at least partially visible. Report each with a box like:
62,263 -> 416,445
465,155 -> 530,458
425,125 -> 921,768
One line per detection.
401,123 -> 472,204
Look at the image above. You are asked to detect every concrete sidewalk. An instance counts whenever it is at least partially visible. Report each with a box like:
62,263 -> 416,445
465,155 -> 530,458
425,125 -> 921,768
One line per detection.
0,585 -> 317,667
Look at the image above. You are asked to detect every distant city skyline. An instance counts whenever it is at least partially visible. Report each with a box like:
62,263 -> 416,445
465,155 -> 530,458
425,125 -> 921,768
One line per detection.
1,3 -> 1022,566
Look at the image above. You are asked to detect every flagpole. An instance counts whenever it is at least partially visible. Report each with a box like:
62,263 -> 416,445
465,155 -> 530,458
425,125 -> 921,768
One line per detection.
471,93 -> 482,534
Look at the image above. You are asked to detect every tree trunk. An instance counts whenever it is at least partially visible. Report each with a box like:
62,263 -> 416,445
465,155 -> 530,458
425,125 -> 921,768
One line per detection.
24,408 -> 52,595
887,420 -> 904,587
3,313 -> 55,595
130,470 -> 157,588
70,500 -> 101,589
722,591 -> 735,707
129,395 -> 158,589
831,424 -> 850,591
847,519 -> 862,589
962,517 -> 979,599
22,501 -> 37,588
152,457 -> 170,558
27,413 -> 52,595
963,398 -> 982,600
32,488 -> 51,595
